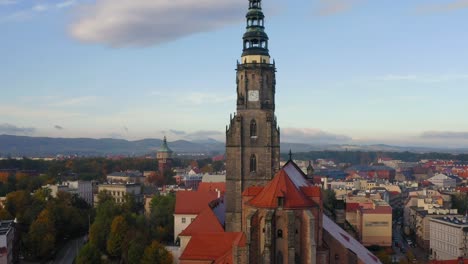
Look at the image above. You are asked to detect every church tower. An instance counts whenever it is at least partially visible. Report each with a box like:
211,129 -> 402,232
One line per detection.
225,0 -> 280,232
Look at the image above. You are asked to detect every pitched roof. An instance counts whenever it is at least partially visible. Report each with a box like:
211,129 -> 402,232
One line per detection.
179,207 -> 224,236
179,232 -> 246,263
174,191 -> 218,214
246,169 -> 316,209
323,215 -> 382,264
197,182 -> 226,194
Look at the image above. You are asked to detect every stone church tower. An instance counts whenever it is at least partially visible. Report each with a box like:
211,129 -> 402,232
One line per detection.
225,0 -> 280,232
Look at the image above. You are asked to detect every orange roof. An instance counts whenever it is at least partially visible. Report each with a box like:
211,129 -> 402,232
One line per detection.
300,186 -> 321,197
246,169 -> 315,209
179,207 -> 224,236
242,186 -> 264,196
198,182 -> 226,194
175,191 -> 218,214
180,232 -> 246,262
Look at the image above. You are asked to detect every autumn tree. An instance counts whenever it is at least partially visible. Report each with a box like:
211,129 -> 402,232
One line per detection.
26,209 -> 56,259
141,241 -> 173,264
106,215 -> 128,257
76,243 -> 101,264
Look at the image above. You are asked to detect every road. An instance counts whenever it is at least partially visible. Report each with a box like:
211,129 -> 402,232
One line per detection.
52,236 -> 85,264
392,221 -> 428,263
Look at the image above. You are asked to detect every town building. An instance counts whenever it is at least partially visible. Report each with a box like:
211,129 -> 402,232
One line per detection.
428,173 -> 457,188
43,180 -> 94,205
0,220 -> 15,264
430,216 -> 468,260
106,170 -> 145,184
94,183 -> 142,206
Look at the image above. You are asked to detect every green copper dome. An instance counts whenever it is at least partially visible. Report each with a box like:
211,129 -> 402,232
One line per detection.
242,0 -> 269,57
158,136 -> 173,153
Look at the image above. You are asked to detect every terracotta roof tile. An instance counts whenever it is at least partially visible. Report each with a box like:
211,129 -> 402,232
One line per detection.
179,207 -> 224,236
242,186 -> 264,196
180,232 -> 246,262
175,191 -> 218,214
246,169 -> 315,209
198,182 -> 226,194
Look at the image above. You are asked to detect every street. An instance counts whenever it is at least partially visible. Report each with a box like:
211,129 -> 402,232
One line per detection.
52,236 -> 85,264
392,221 -> 428,263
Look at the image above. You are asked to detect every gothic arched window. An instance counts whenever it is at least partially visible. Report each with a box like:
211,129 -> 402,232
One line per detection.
250,154 -> 257,172
250,119 -> 257,137
277,229 -> 283,238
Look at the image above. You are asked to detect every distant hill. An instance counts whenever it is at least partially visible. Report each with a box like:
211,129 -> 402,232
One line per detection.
1,134 -> 467,157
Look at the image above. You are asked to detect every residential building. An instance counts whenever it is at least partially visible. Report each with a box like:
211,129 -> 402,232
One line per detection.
94,183 -> 142,206
430,216 -> 468,260
0,220 -> 14,264
43,180 -> 94,205
429,174 -> 457,188
107,170 -> 145,184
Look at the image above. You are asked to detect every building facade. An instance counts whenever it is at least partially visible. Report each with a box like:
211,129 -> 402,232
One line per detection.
157,136 -> 173,173
225,0 -> 280,232
0,220 -> 14,264
430,216 -> 468,260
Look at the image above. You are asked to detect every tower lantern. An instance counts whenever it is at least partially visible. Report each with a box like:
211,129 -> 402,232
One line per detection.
242,0 -> 270,64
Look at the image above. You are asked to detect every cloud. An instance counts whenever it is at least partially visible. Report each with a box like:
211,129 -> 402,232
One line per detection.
184,130 -> 223,140
420,131 -> 468,139
0,123 -> 36,135
56,0 -> 76,9
54,125 -> 64,130
0,0 -> 18,5
32,4 -> 49,12
180,92 -> 236,105
49,96 -> 98,107
316,0 -> 362,16
417,0 -> 468,13
169,129 -> 186,136
69,0 -> 245,47
123,126 -> 129,132
375,74 -> 468,83
282,128 -> 352,144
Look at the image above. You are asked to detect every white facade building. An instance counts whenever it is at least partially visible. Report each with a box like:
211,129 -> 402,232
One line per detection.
428,173 -> 456,188
0,220 -> 14,264
430,216 -> 468,260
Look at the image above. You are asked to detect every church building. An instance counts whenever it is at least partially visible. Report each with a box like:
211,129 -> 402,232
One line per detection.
176,1 -> 383,263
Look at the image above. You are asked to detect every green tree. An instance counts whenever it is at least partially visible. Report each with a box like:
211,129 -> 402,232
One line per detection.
127,239 -> 146,264
141,241 -> 173,264
106,215 -> 128,257
76,243 -> 101,264
150,194 -> 175,242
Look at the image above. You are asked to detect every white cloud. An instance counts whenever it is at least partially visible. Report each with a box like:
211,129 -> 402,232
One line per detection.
421,131 -> 468,139
0,123 -> 36,135
316,0 -> 363,16
375,74 -> 468,83
417,0 -> 468,13
69,0 -> 246,47
0,0 -> 18,5
56,0 -> 76,9
32,4 -> 49,12
282,128 -> 352,144
48,96 -> 98,107
180,92 -> 236,105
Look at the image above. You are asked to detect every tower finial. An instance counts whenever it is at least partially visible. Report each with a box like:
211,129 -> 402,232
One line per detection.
288,149 -> 292,161
241,0 -> 269,57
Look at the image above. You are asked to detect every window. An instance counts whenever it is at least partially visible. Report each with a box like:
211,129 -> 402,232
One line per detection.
250,155 -> 257,172
250,119 -> 257,137
277,229 -> 283,238
278,197 -> 284,207
182,218 -> 186,224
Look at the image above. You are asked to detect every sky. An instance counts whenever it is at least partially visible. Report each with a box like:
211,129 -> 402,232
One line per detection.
1,0 -> 468,148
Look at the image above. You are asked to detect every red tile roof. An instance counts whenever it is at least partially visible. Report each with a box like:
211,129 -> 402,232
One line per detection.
346,203 -> 360,212
246,170 -> 315,209
197,182 -> 226,194
242,186 -> 264,197
179,207 -> 224,236
180,232 -> 246,263
430,259 -> 468,264
175,191 -> 218,214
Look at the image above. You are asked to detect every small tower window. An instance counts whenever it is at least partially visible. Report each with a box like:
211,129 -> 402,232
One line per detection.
250,154 -> 257,172
277,229 -> 283,238
250,119 -> 257,137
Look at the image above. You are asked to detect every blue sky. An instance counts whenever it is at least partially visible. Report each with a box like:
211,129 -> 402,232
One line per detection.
1,0 -> 468,147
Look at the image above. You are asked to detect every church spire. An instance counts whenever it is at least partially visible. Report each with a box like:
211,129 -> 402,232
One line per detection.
242,0 -> 269,58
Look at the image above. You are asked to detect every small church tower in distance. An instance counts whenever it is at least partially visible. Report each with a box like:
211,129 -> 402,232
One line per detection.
157,136 -> 173,173
225,0 -> 280,232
